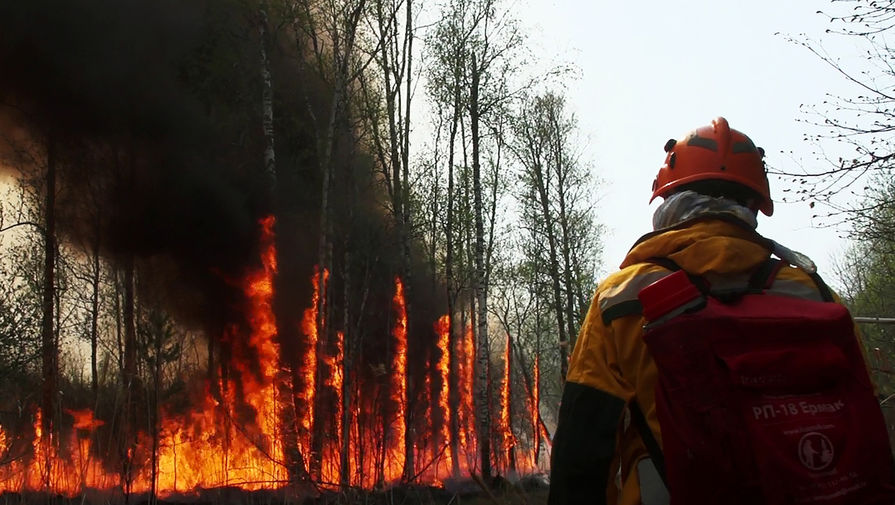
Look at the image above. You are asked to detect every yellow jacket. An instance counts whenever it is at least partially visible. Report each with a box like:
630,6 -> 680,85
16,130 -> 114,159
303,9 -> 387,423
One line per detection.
548,217 -> 837,505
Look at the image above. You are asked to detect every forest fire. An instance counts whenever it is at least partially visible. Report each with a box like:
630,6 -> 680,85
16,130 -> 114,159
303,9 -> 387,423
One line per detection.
386,277 -> 408,482
0,217 -> 541,499
500,334 -> 516,474
300,264 -> 326,464
433,315 -> 452,480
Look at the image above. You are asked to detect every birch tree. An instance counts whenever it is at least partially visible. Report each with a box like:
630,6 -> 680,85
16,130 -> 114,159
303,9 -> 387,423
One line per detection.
511,91 -> 601,384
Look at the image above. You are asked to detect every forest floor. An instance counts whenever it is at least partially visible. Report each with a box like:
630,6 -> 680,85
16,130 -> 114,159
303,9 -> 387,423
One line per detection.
0,475 -> 550,505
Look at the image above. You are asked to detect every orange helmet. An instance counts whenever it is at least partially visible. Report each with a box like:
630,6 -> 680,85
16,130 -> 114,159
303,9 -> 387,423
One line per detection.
650,117 -> 773,216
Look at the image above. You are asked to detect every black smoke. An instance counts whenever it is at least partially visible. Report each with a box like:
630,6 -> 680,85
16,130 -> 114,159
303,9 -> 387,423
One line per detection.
0,0 -> 445,422
0,0 -> 275,331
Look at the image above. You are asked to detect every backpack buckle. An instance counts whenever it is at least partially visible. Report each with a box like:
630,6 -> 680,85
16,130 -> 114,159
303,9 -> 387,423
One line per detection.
639,270 -> 705,329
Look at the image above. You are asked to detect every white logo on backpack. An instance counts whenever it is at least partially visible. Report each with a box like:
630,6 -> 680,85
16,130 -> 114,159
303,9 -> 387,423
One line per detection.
799,432 -> 834,472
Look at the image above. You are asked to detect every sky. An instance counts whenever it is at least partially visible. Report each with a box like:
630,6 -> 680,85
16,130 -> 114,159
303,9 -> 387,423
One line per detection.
518,0 -> 867,283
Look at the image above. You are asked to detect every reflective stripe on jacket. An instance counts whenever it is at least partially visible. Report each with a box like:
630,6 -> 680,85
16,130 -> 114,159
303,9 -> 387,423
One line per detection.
548,217 -> 840,505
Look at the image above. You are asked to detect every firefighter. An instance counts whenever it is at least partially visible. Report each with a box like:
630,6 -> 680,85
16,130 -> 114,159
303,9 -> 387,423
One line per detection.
547,117 -> 842,505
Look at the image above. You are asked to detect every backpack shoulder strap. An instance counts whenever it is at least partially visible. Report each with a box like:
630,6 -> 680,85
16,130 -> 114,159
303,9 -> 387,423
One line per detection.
630,400 -> 668,488
647,256 -> 682,273
747,258 -> 783,291
809,271 -> 835,302
753,255 -> 835,303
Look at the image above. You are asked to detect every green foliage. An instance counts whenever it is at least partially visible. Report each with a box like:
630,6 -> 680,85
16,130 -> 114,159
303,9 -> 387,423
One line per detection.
836,171 -> 895,397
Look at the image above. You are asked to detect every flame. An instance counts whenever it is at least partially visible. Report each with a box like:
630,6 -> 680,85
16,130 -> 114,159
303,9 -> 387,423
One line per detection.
66,409 -> 105,431
300,265 -> 328,457
531,353 -> 551,468
0,215 -> 545,496
149,214 -> 286,493
421,353 -> 433,481
457,324 -> 476,470
386,276 -> 407,482
320,330 -> 344,485
500,334 -> 515,472
433,315 -> 452,479
244,215 -> 279,380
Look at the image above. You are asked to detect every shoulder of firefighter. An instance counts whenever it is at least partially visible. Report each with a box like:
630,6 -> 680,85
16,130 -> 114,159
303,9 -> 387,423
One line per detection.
546,217 -> 861,505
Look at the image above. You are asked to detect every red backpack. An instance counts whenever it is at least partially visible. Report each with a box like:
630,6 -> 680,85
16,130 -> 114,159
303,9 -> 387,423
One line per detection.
633,259 -> 895,505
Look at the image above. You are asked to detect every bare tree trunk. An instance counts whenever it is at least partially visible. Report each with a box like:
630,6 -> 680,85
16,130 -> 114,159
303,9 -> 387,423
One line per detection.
122,255 -> 137,498
40,132 -> 57,489
551,110 -> 580,352
469,52 -> 492,483
531,159 -> 569,383
90,232 -> 101,403
115,269 -> 123,377
259,4 -> 276,185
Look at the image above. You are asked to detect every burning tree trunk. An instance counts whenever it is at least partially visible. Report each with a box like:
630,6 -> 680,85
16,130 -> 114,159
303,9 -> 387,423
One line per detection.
309,270 -> 326,479
434,316 -> 452,477
299,267 -> 323,477
500,333 -> 516,477
390,277 -> 408,481
532,351 -> 541,466
339,249 -> 352,488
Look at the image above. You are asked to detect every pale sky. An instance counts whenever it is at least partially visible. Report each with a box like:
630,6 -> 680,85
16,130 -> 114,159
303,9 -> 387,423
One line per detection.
520,0 -> 866,283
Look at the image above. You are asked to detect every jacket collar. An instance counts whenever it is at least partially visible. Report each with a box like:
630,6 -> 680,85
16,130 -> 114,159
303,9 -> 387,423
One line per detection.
620,216 -> 773,274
